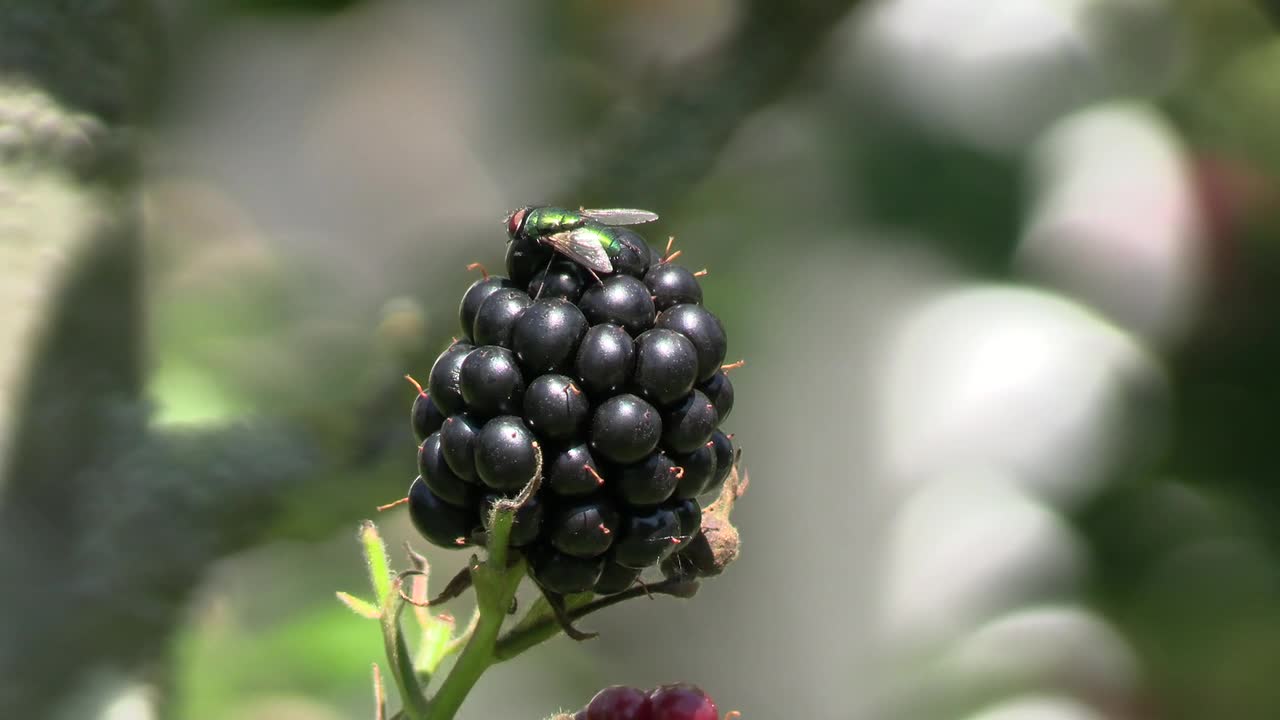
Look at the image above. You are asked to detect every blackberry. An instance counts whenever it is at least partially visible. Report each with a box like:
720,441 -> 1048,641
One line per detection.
632,329 -> 698,408
418,433 -> 478,508
570,683 -> 724,720
458,345 -> 525,419
407,476 -> 476,549
511,298 -> 589,375
404,212 -> 743,592
524,374 -> 590,441
472,287 -> 532,348
592,394 -> 662,464
655,304 -> 727,381
427,341 -> 474,416
579,275 -> 655,336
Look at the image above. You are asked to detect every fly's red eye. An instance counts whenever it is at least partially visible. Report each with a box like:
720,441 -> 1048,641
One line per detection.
507,208 -> 526,237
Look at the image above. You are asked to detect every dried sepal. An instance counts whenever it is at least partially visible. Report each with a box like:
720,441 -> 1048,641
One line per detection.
664,463 -> 746,579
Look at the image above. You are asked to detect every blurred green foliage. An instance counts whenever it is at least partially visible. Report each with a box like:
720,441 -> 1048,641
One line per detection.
176,604 -> 381,719
12,0 -> 1280,718
224,0 -> 367,15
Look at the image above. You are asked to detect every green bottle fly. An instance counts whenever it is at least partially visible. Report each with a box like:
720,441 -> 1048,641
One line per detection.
506,206 -> 658,274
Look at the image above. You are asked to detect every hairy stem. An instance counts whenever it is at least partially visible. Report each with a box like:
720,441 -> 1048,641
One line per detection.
382,588 -> 430,720
423,529 -> 525,719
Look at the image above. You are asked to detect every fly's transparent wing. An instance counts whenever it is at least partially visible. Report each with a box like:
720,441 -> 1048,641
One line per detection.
578,208 -> 659,226
543,230 -> 613,273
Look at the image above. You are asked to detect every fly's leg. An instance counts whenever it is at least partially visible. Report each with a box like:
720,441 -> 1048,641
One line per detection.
532,253 -> 556,300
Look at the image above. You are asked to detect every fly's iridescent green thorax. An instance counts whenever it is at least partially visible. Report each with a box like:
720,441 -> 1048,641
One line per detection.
522,207 -> 586,239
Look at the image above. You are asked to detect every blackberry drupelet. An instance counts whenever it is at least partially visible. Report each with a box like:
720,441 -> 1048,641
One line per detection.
439,413 -> 483,482
407,476 -> 477,549
632,329 -> 699,408
612,451 -> 681,508
546,442 -> 605,497
697,371 -> 734,424
648,684 -> 719,720
579,275 -> 655,336
611,505 -> 681,569
549,496 -> 620,559
472,287 -> 532,348
511,298 -> 589,375
591,393 -> 662,464
418,432 -> 478,508
459,274 -> 516,342
524,374 -> 591,440
528,258 -> 587,302
576,324 -> 635,398
660,390 -> 718,453
643,262 -> 703,311
586,686 -> 651,720
458,345 -> 525,419
426,341 -> 474,416
410,386 -> 446,442
654,304 -> 726,381
474,415 -> 540,491
529,546 -> 605,594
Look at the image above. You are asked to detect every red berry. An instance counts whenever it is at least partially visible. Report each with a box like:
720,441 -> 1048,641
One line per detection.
648,684 -> 717,720
586,685 -> 652,720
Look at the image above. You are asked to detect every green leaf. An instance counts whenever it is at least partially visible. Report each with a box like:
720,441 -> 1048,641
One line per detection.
335,591 -> 380,619
360,520 -> 394,606
414,613 -> 456,679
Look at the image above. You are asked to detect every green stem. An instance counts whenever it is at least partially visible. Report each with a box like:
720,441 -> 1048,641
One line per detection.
382,590 -> 431,719
423,474 -> 529,720
422,583 -> 511,720
491,594 -> 593,662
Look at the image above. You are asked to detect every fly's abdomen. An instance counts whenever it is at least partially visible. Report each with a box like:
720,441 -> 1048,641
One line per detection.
594,227 -> 626,257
